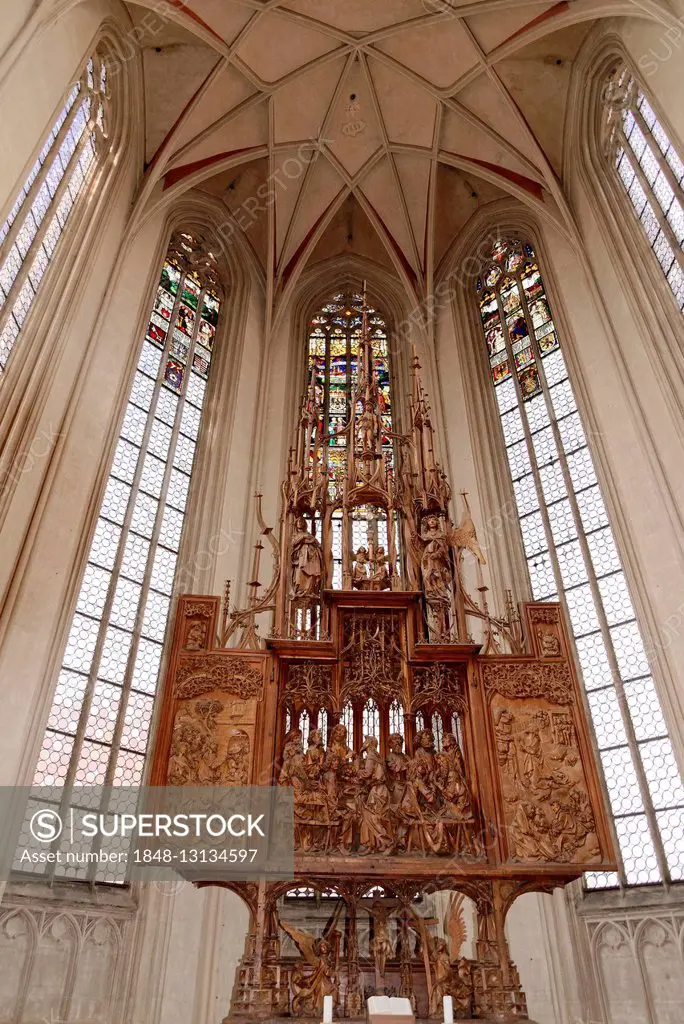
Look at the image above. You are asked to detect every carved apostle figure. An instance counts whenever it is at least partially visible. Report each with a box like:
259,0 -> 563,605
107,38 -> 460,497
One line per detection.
279,728 -> 305,787
427,937 -> 456,1017
386,732 -> 409,850
280,727 -> 329,851
403,729 -> 443,853
435,732 -> 472,820
357,736 -> 393,854
291,517 -> 323,598
323,723 -> 354,804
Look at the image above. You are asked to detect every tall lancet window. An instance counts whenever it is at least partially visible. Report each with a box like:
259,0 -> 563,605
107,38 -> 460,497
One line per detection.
306,293 -> 393,588
0,52 -> 109,373
477,237 -> 684,889
604,63 -> 684,310
33,233 -> 221,815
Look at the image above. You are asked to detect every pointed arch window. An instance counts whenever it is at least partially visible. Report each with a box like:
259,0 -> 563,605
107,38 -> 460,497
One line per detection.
389,699 -> 405,739
300,709 -> 311,750
431,712 -> 444,752
477,237 -> 684,889
306,293 -> 395,588
362,699 -> 380,744
0,52 -> 109,373
32,233 -> 222,823
317,708 -> 329,748
343,702 -> 355,744
604,63 -> 684,310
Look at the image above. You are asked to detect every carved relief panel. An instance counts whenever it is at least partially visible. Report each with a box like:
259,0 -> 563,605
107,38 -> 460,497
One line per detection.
481,605 -> 614,870
150,597 -> 268,787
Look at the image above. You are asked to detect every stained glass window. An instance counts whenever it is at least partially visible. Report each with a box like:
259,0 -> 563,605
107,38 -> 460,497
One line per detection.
477,237 -> 684,889
605,64 -> 684,310
0,53 -> 109,372
306,293 -> 396,588
26,233 -> 222,881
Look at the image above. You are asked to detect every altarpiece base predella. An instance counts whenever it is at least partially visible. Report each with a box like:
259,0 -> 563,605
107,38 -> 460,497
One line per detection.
150,296 -> 615,1021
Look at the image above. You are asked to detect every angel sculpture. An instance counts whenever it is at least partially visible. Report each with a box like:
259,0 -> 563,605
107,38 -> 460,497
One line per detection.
279,917 -> 341,1017
451,492 -> 487,566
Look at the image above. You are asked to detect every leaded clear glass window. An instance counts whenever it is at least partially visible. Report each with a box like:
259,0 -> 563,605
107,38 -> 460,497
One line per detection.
389,699 -> 405,739
604,63 -> 684,310
362,698 -> 380,744
477,237 -> 684,888
32,232 -> 221,804
0,53 -> 109,372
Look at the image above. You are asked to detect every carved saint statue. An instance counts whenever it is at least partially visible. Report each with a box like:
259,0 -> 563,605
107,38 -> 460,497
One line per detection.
291,517 -> 323,599
538,628 -> 561,658
370,545 -> 391,590
358,401 -> 379,454
352,546 -> 370,589
420,515 -> 453,638
421,519 -> 452,596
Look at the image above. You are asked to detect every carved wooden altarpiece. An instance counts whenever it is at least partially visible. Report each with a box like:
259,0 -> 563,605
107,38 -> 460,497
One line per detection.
150,295 -> 616,1021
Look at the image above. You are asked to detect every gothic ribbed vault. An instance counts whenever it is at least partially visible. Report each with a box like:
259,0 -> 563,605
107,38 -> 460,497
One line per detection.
128,1 -> 649,307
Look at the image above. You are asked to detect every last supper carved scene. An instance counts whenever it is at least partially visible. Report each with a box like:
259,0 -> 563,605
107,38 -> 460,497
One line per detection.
150,291 -> 616,1021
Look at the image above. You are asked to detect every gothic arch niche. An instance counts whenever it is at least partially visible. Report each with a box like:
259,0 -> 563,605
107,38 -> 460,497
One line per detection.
636,918 -> 682,1024
0,910 -> 34,1022
24,914 -> 79,1023
69,918 -> 121,1022
592,921 -> 647,1024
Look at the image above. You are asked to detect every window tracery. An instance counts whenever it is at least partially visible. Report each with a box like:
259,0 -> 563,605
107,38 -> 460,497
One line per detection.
477,236 -> 684,889
0,52 -> 109,373
305,293 -> 397,589
30,233 -> 222,878
604,62 -> 684,310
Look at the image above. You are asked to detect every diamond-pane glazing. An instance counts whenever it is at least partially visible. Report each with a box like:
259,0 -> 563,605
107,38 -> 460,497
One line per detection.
30,246 -> 222,882
0,56 -> 107,370
477,236 -> 683,887
616,72 -> 684,311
